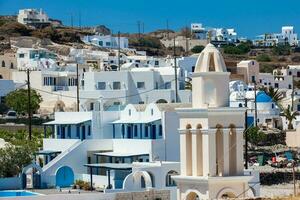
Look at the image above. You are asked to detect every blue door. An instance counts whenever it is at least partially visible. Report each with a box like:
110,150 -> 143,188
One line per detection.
127,126 -> 132,138
61,126 -> 65,139
151,125 -> 156,139
55,166 -> 74,187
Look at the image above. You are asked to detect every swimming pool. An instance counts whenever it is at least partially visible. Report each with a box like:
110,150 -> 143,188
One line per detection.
0,190 -> 40,198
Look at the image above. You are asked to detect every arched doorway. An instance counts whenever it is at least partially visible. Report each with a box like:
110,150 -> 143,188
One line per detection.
217,188 -> 237,199
22,163 -> 43,189
185,191 -> 200,200
220,192 -> 236,199
55,166 -> 74,187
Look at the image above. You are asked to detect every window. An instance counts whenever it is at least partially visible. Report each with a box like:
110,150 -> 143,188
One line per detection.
139,101 -> 144,104
19,54 -> 25,58
67,126 -> 71,138
272,104 -> 274,109
90,102 -> 94,111
165,82 -> 171,89
97,82 -> 106,90
154,60 -> 159,66
1,61 -> 5,68
98,41 -> 103,46
159,125 -> 163,136
87,157 -> 91,164
57,126 -> 60,135
289,84 -> 292,89
166,171 -> 179,187
106,42 -> 111,46
151,109 -> 154,116
134,125 -> 138,137
137,82 -> 145,89
251,76 -> 256,83
145,126 -> 149,137
192,66 -> 195,72
88,125 -> 91,136
113,82 -> 121,90
238,103 -> 243,107
129,109 -> 131,116
289,71 -> 292,75
76,126 -> 80,138
274,83 -> 279,88
259,79 -> 262,83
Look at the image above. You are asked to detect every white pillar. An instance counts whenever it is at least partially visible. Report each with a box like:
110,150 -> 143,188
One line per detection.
202,130 -> 216,176
223,130 -> 230,176
192,130 -> 203,176
236,129 -> 244,175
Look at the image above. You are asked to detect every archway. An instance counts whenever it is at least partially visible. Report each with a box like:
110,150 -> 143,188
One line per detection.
165,170 -> 179,187
184,191 -> 202,200
55,166 -> 74,187
132,171 -> 152,189
22,163 -> 43,189
216,188 -> 237,199
156,99 -> 168,104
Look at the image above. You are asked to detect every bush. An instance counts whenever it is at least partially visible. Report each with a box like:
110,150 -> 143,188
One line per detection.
256,54 -> 271,62
260,64 -> 274,73
223,42 -> 251,55
74,180 -> 92,190
272,44 -> 291,56
191,45 -> 204,53
247,127 -> 267,145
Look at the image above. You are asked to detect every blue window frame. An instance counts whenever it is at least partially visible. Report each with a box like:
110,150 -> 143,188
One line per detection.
134,125 -> 138,137
159,125 -> 163,136
67,126 -> 71,138
57,126 -> 60,135
145,126 -> 149,137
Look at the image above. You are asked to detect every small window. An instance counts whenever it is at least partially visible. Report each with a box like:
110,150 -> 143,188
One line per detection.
154,60 -> 159,66
159,125 -> 163,136
289,84 -> 292,89
99,41 -> 103,46
274,83 -> 279,88
1,61 -> 5,68
106,42 -> 111,46
90,102 -> 94,111
129,109 -> 131,116
165,82 -> 171,89
238,103 -> 243,107
97,82 -> 106,90
68,126 -> 71,138
272,104 -> 274,109
289,71 -> 292,75
134,125 -> 138,137
113,82 -> 121,90
137,82 -> 145,89
88,125 -> 91,136
139,101 -> 144,104
19,54 -> 25,58
151,109 -> 154,116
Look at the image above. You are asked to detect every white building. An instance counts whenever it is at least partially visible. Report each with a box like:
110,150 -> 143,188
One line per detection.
16,48 -> 57,70
253,26 -> 298,47
17,9 -> 49,26
173,43 -> 259,199
191,23 -> 207,40
258,73 -> 293,90
0,79 -> 15,104
81,66 -> 191,107
82,35 -> 129,49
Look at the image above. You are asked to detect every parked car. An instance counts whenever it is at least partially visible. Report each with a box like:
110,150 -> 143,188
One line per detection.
4,110 -> 17,119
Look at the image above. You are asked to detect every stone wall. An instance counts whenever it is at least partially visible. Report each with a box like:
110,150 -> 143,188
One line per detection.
115,189 -> 170,200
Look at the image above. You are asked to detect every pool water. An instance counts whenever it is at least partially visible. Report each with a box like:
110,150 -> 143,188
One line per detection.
0,190 -> 39,198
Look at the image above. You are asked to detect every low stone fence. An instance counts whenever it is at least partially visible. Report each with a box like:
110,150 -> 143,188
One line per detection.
260,171 -> 300,185
115,189 -> 170,200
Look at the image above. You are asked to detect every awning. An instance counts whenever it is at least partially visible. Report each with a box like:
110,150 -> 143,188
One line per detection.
112,117 -> 161,124
43,119 -> 91,125
94,152 -> 149,158
84,163 -> 132,170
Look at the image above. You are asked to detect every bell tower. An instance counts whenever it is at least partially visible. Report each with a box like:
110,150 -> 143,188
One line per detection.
173,44 -> 256,200
192,43 -> 230,108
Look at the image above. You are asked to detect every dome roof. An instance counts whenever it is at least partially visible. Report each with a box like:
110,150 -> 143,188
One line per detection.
194,43 -> 227,73
256,91 -> 273,103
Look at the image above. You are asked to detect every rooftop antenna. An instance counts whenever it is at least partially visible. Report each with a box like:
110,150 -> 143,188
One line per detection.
137,21 -> 141,38
79,11 -> 81,29
166,19 -> 169,39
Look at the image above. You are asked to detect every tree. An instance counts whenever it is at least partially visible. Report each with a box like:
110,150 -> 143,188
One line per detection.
223,42 -> 251,55
272,44 -> 291,56
191,45 -> 205,53
282,105 -> 298,130
247,126 -> 266,145
0,144 -> 35,177
261,86 -> 284,106
5,89 -> 42,115
256,54 -> 271,62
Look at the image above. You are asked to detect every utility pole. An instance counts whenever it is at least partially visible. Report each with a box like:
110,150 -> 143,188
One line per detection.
142,22 -> 145,34
71,13 -> 73,28
244,98 -> 248,169
293,161 -> 296,196
26,69 -> 32,141
173,36 -> 178,103
137,21 -> 141,38
185,25 -> 189,56
166,20 -> 169,40
292,75 -> 295,111
254,81 -> 258,127
118,31 -> 121,71
76,63 -> 80,112
79,11 -> 81,29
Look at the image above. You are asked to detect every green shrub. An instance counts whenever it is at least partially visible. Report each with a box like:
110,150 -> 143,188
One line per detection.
256,54 -> 271,62
191,45 -> 204,53
223,42 -> 251,55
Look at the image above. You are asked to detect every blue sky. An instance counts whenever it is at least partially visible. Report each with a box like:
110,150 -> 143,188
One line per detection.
0,0 -> 299,38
